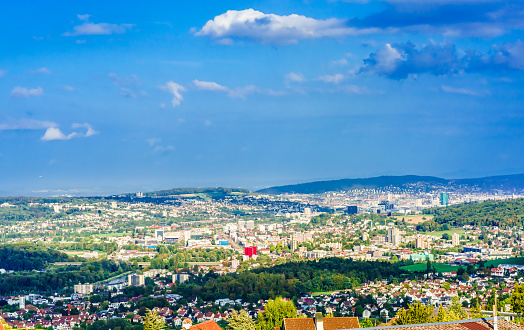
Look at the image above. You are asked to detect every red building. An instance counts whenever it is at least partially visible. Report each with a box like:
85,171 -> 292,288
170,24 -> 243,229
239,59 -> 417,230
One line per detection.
244,246 -> 257,257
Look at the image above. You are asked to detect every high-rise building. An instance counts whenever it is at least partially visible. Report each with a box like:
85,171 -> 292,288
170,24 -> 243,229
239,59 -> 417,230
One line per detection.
246,220 -> 255,230
440,193 -> 449,206
128,274 -> 145,286
155,229 -> 164,241
346,206 -> 358,214
388,228 -> 401,246
303,207 -> 311,216
19,296 -> 25,309
238,220 -> 246,230
172,273 -> 190,284
452,233 -> 460,246
74,284 -> 94,295
415,236 -> 425,249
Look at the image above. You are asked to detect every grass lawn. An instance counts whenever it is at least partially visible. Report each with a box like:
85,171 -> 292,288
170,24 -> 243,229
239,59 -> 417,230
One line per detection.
426,229 -> 465,237
401,263 -> 460,273
485,257 -> 524,267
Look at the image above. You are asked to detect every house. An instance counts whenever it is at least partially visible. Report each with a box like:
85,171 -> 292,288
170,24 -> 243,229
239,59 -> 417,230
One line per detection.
182,318 -> 193,329
189,320 -> 222,330
279,313 -> 360,330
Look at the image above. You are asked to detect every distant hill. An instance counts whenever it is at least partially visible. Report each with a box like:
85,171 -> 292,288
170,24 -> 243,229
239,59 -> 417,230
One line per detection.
124,187 -> 250,198
257,173 -> 524,194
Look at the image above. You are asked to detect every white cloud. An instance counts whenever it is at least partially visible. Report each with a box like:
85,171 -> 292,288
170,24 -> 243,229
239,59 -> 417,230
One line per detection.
227,85 -> 259,99
440,85 -> 489,97
195,9 -> 380,44
108,73 -> 140,85
64,16 -> 133,36
31,67 -> 51,74
331,58 -> 349,66
77,14 -> 91,21
63,85 -> 76,91
317,73 -> 345,84
285,72 -> 306,83
164,81 -> 186,107
190,78 -> 285,99
192,79 -> 229,92
41,127 -> 78,141
0,118 -> 57,131
10,86 -> 44,98
0,119 -> 97,141
71,123 -> 98,137
120,88 -> 137,98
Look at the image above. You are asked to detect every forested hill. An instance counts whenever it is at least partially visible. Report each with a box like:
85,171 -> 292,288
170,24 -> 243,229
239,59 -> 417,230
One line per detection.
257,173 -> 524,194
421,197 -> 524,229
173,258 -> 407,303
0,244 -> 72,271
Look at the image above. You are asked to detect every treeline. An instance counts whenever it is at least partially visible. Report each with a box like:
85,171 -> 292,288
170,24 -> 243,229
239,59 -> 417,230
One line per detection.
173,258 -> 407,303
422,198 -> 524,229
0,243 -> 71,271
0,260 -> 130,294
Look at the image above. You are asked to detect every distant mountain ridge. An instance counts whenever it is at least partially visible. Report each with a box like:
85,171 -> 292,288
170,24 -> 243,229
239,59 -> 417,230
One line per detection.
257,173 -> 524,194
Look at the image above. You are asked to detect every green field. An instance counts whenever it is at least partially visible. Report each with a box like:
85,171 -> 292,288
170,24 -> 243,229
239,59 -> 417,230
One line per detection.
310,290 -> 340,296
401,263 -> 460,273
94,233 -> 131,237
485,257 -> 524,268
426,229 -> 465,237
61,250 -> 107,257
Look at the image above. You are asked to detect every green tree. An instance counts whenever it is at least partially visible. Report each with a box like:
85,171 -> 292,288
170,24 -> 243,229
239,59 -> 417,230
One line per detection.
447,296 -> 468,320
392,301 -> 433,325
256,297 -> 297,330
143,309 -> 165,330
511,283 -> 524,317
360,318 -> 374,328
226,310 -> 255,330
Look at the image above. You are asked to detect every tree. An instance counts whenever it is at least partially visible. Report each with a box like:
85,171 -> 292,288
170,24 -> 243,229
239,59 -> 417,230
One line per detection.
226,310 -> 255,330
143,309 -> 165,330
360,318 -> 373,328
256,297 -> 297,330
392,301 -> 433,325
511,283 -> 524,317
447,296 -> 468,320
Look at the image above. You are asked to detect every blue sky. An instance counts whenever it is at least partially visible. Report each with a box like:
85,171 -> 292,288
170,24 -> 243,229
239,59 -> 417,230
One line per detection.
1,0 -> 524,196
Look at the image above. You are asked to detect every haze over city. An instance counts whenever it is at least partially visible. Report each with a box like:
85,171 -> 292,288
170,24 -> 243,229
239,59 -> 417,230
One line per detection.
2,0 -> 524,196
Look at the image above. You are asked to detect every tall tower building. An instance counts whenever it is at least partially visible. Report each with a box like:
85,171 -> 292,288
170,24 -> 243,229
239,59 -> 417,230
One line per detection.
452,233 -> 460,246
440,192 -> 449,206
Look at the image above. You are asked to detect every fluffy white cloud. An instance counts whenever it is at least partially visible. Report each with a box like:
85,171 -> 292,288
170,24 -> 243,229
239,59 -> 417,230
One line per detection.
317,73 -> 345,84
41,127 -> 78,141
193,79 -> 229,91
0,119 -> 97,141
72,123 -> 99,137
164,81 -> 186,107
10,86 -> 44,98
196,9 -> 379,44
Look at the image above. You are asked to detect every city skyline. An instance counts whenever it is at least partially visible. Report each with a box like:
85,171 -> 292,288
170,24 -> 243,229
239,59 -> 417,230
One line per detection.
2,0 -> 524,196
